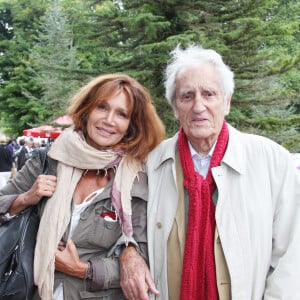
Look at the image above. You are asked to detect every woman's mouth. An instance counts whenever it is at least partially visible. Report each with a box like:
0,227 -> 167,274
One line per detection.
97,127 -> 114,137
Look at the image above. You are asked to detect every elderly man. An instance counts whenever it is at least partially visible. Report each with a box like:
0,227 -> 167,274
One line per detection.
119,44 -> 300,300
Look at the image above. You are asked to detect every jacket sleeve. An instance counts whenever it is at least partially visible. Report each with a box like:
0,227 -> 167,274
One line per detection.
0,153 -> 43,216
88,195 -> 147,291
0,150 -> 55,220
263,154 -> 300,299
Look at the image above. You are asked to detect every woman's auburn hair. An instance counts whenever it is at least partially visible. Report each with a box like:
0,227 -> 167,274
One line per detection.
68,74 -> 165,162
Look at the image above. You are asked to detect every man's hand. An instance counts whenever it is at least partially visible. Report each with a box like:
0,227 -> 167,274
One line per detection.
119,246 -> 159,300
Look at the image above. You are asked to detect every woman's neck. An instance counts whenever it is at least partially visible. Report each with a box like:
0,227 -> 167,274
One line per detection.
73,169 -> 114,204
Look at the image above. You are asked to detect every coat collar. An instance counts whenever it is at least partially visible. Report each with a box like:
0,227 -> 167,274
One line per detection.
222,124 -> 246,175
152,124 -> 246,175
152,133 -> 179,171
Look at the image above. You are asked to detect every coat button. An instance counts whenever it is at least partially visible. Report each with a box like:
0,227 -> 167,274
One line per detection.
156,222 -> 162,229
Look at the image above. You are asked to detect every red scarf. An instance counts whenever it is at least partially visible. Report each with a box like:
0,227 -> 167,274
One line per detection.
178,121 -> 229,300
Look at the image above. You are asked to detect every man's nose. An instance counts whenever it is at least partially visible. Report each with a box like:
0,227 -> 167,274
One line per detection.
193,94 -> 206,112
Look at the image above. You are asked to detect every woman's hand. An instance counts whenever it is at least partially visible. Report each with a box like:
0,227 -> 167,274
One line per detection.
55,238 -> 88,279
9,174 -> 57,215
23,174 -> 57,205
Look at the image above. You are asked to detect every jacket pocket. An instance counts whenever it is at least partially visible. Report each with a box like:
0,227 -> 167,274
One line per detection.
79,288 -> 125,299
80,205 -> 122,249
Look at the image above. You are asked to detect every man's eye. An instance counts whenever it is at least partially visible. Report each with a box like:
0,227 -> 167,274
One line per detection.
203,91 -> 214,98
181,93 -> 192,101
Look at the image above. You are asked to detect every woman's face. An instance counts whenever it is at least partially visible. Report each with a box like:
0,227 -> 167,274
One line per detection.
86,91 -> 131,149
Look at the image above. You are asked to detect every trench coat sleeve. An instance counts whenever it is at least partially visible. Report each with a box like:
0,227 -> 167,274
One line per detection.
263,154 -> 300,299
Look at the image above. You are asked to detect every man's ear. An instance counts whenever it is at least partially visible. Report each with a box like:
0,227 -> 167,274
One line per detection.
224,94 -> 232,116
173,107 -> 179,119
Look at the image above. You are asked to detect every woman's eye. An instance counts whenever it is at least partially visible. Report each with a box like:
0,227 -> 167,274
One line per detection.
118,111 -> 128,118
97,104 -> 106,110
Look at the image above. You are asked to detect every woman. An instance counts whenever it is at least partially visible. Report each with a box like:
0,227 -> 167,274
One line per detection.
0,74 -> 165,299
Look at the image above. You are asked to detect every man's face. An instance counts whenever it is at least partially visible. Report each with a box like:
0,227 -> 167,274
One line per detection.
174,63 -> 231,151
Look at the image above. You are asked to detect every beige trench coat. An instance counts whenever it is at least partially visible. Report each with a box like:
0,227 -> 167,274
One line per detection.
146,124 -> 300,300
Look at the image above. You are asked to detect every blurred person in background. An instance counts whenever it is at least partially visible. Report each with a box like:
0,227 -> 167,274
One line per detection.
0,137 -> 14,188
33,138 -> 41,149
6,139 -> 14,155
16,137 -> 34,171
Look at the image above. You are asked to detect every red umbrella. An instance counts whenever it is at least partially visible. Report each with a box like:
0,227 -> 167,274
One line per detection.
51,115 -> 72,126
23,125 -> 62,139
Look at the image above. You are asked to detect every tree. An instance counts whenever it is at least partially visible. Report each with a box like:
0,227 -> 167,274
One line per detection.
0,4 -> 13,86
217,0 -> 300,151
0,0 -> 48,136
0,0 -> 299,151
26,0 -> 80,119
82,0 -> 300,150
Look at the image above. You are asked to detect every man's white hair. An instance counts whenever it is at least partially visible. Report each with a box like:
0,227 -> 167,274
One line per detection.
163,44 -> 235,107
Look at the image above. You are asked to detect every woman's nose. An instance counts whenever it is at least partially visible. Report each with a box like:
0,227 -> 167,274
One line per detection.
104,111 -> 115,123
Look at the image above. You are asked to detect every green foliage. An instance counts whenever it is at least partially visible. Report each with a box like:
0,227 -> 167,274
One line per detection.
0,0 -> 299,151
0,0 -> 48,135
26,0 -> 81,118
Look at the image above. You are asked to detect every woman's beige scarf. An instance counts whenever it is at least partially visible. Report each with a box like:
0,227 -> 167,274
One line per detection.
33,127 -> 141,299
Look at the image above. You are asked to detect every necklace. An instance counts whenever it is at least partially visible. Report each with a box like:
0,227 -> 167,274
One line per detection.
82,166 -> 117,177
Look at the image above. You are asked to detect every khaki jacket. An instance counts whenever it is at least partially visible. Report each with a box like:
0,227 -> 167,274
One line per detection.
0,153 -> 148,300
